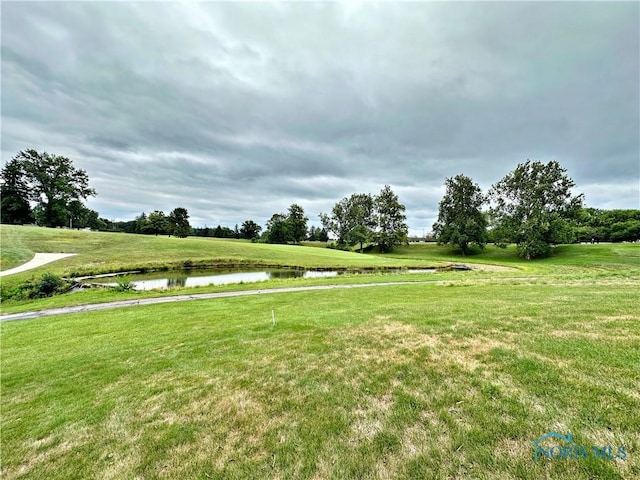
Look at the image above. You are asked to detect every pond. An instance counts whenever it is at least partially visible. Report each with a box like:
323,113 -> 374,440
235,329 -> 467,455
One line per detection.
87,267 -> 436,291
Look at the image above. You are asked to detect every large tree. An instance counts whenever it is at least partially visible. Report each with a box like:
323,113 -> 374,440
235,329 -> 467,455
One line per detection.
8,150 -> 96,227
433,174 -> 488,255
265,213 -> 289,244
147,210 -> 169,236
489,160 -> 583,259
286,204 -> 309,244
320,197 -> 352,245
240,220 -> 262,240
320,193 -> 376,251
0,158 -> 33,224
67,200 -> 105,230
345,193 -> 376,252
168,207 -> 191,238
374,185 -> 408,252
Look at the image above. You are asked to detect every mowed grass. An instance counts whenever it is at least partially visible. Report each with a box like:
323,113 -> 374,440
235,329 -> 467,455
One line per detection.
2,279 -> 639,479
1,225 -> 639,478
0,225 -> 434,276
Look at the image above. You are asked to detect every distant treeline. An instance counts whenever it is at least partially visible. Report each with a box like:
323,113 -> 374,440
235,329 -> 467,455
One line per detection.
100,214 -> 330,242
573,208 -> 640,243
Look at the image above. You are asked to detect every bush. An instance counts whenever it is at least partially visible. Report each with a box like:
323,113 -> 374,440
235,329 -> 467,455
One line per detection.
1,272 -> 69,301
36,273 -> 65,297
113,276 -> 135,292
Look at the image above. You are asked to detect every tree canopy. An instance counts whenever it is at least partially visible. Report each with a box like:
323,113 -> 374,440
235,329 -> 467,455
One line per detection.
375,185 -> 408,252
169,207 -> 191,238
489,160 -> 583,259
320,193 -> 376,251
264,205 -> 309,244
320,186 -> 407,252
1,150 -> 95,226
240,220 -> 262,240
433,174 -> 487,255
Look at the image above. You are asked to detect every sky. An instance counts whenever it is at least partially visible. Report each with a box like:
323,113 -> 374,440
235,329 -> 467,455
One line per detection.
2,1 -> 639,236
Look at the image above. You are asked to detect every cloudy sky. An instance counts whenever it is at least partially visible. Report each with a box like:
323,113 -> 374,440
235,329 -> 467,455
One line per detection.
2,1 -> 638,235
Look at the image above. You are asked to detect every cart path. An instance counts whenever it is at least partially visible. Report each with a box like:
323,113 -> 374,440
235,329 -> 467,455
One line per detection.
0,280 -> 449,322
0,253 -> 77,277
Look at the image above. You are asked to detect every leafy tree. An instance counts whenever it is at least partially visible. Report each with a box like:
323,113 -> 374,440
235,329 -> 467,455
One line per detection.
147,210 -> 169,236
265,213 -> 289,244
135,212 -> 150,234
287,204 -> 308,244
374,185 -> 408,252
320,193 -> 376,250
320,197 -> 352,245
315,227 -> 329,242
169,207 -> 191,238
240,220 -> 262,240
32,199 -> 69,227
66,200 -> 104,229
433,174 -> 488,255
1,158 -> 33,224
7,150 -> 96,227
345,193 -> 376,252
489,160 -> 583,259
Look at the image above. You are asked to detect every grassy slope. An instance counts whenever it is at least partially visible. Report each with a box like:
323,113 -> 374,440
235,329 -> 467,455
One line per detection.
0,225 -> 441,276
1,225 -> 639,479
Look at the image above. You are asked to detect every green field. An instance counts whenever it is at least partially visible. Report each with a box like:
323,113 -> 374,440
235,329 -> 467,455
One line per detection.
1,225 -> 639,479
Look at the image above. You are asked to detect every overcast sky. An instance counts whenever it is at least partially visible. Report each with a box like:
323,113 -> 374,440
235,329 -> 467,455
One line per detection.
2,1 -> 638,235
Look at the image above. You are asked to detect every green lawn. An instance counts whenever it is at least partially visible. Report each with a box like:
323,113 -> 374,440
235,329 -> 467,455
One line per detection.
0,225 -> 436,276
1,225 -> 639,479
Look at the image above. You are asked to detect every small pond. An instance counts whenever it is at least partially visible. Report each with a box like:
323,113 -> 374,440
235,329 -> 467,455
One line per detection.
87,268 -> 436,291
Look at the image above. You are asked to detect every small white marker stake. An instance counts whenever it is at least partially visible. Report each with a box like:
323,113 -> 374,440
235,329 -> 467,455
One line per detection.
271,310 -> 276,327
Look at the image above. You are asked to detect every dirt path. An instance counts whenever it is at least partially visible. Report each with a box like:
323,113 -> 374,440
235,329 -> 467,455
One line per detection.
0,280 -> 448,322
0,253 -> 77,277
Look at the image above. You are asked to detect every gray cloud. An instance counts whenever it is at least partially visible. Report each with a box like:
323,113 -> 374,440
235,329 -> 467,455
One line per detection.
2,1 -> 638,236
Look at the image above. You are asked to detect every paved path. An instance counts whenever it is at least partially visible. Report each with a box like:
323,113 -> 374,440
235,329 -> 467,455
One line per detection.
0,253 -> 77,277
0,280 -> 445,322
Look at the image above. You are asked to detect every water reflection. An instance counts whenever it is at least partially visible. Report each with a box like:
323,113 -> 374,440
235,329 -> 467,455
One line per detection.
98,268 -> 433,291
131,269 -> 340,291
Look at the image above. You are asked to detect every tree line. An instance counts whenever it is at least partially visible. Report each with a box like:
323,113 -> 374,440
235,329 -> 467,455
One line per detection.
2,151 -> 638,259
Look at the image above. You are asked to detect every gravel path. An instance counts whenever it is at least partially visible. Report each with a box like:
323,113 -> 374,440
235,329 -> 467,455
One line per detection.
0,253 -> 77,277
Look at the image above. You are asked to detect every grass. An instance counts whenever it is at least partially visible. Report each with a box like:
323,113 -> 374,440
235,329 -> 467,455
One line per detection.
1,225 -> 639,479
0,226 -> 435,276
2,282 -> 638,479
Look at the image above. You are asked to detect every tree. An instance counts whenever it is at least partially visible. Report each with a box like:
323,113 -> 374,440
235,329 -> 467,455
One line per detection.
147,210 -> 169,236
489,160 -> 584,259
287,204 -> 308,244
345,193 -> 376,252
265,213 -> 289,244
315,227 -> 329,242
320,193 -> 376,250
135,212 -> 150,234
168,207 -> 191,238
374,185 -> 408,252
320,197 -> 352,245
432,174 -> 488,255
240,220 -> 262,240
1,158 -> 33,224
8,150 -> 96,227
66,200 -> 105,229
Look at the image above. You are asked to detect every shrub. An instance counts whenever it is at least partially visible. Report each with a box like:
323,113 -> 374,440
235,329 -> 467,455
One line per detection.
35,273 -> 65,297
113,276 -> 135,292
1,272 -> 69,301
